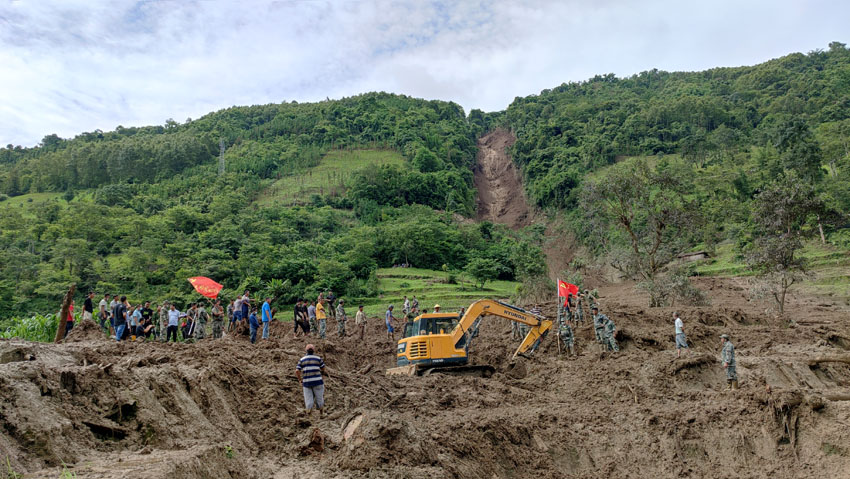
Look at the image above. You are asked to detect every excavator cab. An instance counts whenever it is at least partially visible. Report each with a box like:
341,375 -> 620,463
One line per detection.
403,315 -> 459,338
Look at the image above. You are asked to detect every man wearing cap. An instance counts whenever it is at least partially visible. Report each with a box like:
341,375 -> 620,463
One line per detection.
674,312 -> 689,358
720,334 -> 738,390
296,344 -> 327,416
385,305 -> 398,340
336,299 -> 348,337
433,304 -> 441,313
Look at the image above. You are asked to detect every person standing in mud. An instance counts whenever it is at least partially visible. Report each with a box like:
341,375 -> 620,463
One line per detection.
602,313 -> 619,352
293,299 -> 306,337
166,304 -> 180,342
674,312 -> 689,358
261,297 -> 272,340
98,293 -> 110,332
194,303 -> 209,340
307,300 -> 318,337
720,334 -> 737,390
326,290 -> 336,322
574,293 -> 585,324
316,298 -> 327,339
592,306 -> 606,348
336,299 -> 347,337
385,305 -> 398,340
296,344 -> 327,416
559,315 -> 576,356
211,299 -> 224,339
355,305 -> 366,340
248,307 -> 259,344
157,302 -> 168,341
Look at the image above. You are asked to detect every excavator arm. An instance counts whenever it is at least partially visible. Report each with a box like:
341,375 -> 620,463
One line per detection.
451,299 -> 552,360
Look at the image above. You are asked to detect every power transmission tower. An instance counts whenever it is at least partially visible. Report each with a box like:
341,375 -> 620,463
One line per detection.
218,138 -> 225,175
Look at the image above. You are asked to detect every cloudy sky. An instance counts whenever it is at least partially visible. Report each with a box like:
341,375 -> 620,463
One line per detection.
1,0 -> 847,146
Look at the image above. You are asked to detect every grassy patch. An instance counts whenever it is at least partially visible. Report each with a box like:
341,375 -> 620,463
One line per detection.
350,268 -> 519,317
693,240 -> 850,302
257,149 -> 405,206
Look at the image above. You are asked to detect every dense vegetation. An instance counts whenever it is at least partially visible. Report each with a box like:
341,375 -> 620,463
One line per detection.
2,43 -> 849,321
505,43 -> 850,297
0,93 -> 540,320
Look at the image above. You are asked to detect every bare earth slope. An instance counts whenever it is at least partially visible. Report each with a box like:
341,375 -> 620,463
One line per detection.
474,129 -> 531,229
2,279 -> 850,478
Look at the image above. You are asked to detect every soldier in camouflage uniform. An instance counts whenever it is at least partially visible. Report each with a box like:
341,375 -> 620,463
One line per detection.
194,304 -> 208,340
558,315 -> 576,356
574,293 -> 585,324
720,334 -> 738,390
210,299 -> 224,339
602,313 -> 619,352
336,299 -> 347,337
592,306 -> 605,348
158,301 -> 170,341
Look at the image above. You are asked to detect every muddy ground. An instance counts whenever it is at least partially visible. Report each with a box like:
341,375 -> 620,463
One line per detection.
1,277 -> 849,478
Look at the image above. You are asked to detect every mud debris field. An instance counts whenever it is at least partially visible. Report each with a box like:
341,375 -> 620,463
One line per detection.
1,277 -> 849,478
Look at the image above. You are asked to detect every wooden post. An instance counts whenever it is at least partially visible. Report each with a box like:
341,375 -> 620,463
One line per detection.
54,283 -> 76,343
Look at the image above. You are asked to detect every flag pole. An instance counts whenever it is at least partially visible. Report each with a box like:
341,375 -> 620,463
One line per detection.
556,277 -> 562,355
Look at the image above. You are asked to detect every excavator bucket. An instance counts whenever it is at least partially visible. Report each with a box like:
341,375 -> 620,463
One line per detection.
386,364 -> 418,376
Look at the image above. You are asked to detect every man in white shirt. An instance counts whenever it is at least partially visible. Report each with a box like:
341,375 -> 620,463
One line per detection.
674,311 -> 689,358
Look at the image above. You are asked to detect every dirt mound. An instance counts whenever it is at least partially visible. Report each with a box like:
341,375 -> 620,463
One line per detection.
64,319 -> 108,343
474,129 -> 531,229
2,278 -> 850,478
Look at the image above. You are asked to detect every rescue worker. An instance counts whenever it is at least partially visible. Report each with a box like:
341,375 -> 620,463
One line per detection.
316,298 -> 327,339
211,299 -> 224,339
158,300 -> 170,342
355,305 -> 366,340
194,304 -> 208,340
602,314 -> 619,352
720,334 -> 737,390
574,293 -> 585,324
592,306 -> 605,348
559,316 -> 576,356
336,299 -> 347,337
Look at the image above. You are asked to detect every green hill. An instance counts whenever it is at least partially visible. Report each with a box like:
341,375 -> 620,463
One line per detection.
1,44 -> 850,322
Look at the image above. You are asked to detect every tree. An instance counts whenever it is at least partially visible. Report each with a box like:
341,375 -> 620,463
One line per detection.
465,257 -> 501,290
580,159 -> 697,282
745,175 -> 822,314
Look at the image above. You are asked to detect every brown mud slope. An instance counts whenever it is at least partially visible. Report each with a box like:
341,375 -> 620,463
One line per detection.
3,277 -> 850,478
474,129 -> 531,229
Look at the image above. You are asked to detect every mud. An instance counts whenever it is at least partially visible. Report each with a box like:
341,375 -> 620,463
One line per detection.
2,277 -> 850,478
474,129 -> 532,229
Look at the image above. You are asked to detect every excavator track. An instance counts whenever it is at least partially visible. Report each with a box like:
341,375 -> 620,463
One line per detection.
421,364 -> 495,378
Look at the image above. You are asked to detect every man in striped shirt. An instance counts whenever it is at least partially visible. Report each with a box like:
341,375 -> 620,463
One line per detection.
296,344 -> 327,415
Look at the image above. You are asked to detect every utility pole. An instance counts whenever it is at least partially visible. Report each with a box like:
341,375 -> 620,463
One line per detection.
218,138 -> 225,175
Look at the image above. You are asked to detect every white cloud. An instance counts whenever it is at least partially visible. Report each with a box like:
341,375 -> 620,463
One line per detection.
0,0 -> 847,146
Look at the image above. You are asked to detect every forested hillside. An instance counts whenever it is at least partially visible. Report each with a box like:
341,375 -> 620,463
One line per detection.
1,44 -> 849,321
503,42 -> 850,306
0,93 -> 543,319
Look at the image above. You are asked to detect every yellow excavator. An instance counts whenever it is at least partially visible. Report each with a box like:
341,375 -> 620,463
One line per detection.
386,299 -> 552,377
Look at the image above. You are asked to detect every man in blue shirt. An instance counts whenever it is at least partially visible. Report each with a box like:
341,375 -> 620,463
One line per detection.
248,308 -> 259,344
261,297 -> 272,340
295,344 -> 327,415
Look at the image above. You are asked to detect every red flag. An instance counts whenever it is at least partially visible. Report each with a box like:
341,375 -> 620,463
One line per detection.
188,276 -> 223,299
558,280 -> 579,298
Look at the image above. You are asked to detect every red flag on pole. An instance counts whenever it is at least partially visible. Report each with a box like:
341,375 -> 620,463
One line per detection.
188,277 -> 223,299
558,280 -> 579,298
